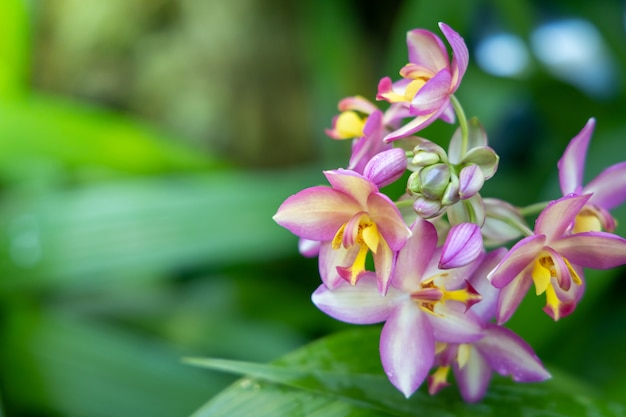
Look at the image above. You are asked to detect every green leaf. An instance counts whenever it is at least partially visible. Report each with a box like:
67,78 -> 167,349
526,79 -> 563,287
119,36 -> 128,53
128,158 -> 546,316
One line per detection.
0,169 -> 319,291
0,96 -> 220,181
187,327 -> 626,417
0,308 -> 234,417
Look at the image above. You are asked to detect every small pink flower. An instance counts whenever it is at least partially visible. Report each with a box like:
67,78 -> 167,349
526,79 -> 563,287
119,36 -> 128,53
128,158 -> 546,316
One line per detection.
558,118 -> 626,233
273,169 -> 411,293
377,23 -> 469,141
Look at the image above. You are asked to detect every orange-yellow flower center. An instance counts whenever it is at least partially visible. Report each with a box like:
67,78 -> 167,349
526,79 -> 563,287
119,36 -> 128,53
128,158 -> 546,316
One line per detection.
333,111 -> 367,139
531,253 -> 582,320
573,208 -> 603,233
332,214 -> 380,285
410,277 -> 481,315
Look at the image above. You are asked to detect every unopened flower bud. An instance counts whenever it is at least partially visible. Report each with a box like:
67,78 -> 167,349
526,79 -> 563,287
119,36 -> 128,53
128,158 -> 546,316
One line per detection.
440,173 -> 460,206
482,198 -> 530,246
419,164 -> 451,200
363,148 -> 408,188
459,164 -> 485,199
463,147 -> 499,180
413,196 -> 443,218
412,150 -> 441,166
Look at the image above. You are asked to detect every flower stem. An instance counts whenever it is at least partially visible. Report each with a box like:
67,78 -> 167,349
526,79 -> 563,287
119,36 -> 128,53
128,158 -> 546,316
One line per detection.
395,198 -> 415,209
450,94 -> 469,158
519,201 -> 550,217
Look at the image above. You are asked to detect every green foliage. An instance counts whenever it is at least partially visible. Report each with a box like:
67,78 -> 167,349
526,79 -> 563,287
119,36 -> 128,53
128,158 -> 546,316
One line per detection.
0,0 -> 625,416
188,328 -> 626,417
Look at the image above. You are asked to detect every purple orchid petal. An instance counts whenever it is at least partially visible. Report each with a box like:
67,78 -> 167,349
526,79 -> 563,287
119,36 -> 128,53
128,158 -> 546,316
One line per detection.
439,101 -> 456,124
439,22 -> 468,89
476,324 -> 551,382
273,186 -> 359,241
467,248 -> 507,322
557,118 -> 595,196
338,95 -> 379,114
383,108 -> 444,142
363,148 -> 408,188
458,164 -> 485,199
535,194 -> 591,241
324,169 -> 377,208
552,232 -> 626,269
318,241 -> 357,289
410,70 -> 452,115
542,246 -> 572,291
439,222 -> 483,269
428,305 -> 484,343
584,161 -> 626,210
367,192 -> 412,251
496,271 -> 533,324
392,219 -> 438,292
453,346 -> 491,403
298,238 -> 320,258
380,302 -> 434,398
373,238 -> 395,295
311,273 -> 400,324
488,234 -> 545,288
406,28 -> 448,73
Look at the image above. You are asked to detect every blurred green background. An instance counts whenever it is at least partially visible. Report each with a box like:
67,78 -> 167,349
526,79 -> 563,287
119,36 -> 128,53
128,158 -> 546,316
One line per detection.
0,0 -> 625,416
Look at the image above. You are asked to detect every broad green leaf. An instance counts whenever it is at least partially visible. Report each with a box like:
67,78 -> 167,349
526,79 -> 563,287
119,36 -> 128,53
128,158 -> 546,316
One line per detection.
188,327 -> 625,417
0,169 -> 319,290
0,96 -> 220,180
0,308 -> 233,417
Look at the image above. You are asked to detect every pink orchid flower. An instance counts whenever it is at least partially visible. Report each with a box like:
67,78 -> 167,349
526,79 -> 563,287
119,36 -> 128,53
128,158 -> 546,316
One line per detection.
428,249 -> 550,402
326,96 -> 411,174
377,22 -> 469,142
558,117 -> 626,233
488,194 -> 626,324
312,219 -> 485,397
273,169 -> 410,293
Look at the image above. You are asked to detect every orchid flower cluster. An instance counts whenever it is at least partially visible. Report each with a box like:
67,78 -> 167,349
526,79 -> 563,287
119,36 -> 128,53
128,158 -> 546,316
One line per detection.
273,23 -> 626,402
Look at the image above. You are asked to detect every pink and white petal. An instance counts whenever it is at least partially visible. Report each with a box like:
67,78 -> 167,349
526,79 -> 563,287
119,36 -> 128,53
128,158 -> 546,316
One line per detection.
324,169 -> 377,208
311,273 -> 401,324
338,95 -> 379,114
453,346 -> 491,403
476,324 -> 551,382
382,103 -> 413,127
392,219 -> 438,292
458,164 -> 485,199
439,22 -> 469,89
368,192 -> 412,251
319,241 -> 357,289
467,247 -> 507,322
429,305 -> 484,343
438,101 -> 456,124
383,110 -> 442,142
488,234 -> 545,288
496,271 -> 532,324
535,194 -> 591,240
363,148 -> 408,189
273,186 -> 358,240
584,161 -> 626,210
298,238 -> 320,258
410,70 -> 452,115
380,302 -> 434,398
439,222 -> 483,269
557,118 -> 594,196
552,232 -> 626,269
406,28 -> 448,72
373,239 -> 395,295
362,110 -> 385,138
